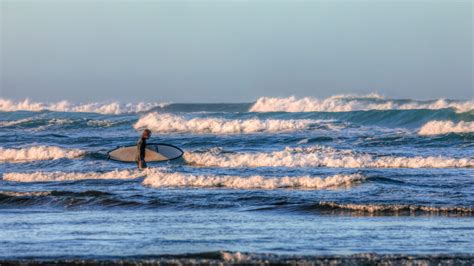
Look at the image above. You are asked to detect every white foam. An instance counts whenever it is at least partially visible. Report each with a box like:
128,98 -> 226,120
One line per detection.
0,98 -> 169,114
0,146 -> 85,163
319,201 -> 473,213
183,146 -> 473,168
3,169 -> 145,182
249,95 -> 474,113
418,121 -> 474,135
143,171 -> 365,189
134,113 -> 328,134
3,168 -> 364,189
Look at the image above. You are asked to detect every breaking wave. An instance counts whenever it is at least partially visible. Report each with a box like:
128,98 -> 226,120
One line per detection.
0,98 -> 169,114
315,201 -> 473,214
184,146 -> 473,168
3,168 -> 364,190
143,172 -> 365,189
2,169 -> 145,182
0,146 -> 85,163
418,120 -> 474,135
134,113 -> 334,134
249,94 -> 474,113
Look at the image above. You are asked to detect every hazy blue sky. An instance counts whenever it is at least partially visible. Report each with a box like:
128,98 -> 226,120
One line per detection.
1,0 -> 472,102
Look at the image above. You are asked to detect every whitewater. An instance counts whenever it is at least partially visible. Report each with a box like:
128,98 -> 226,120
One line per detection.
250,94 -> 474,113
0,98 -> 169,114
183,146 -> 473,168
0,94 -> 473,258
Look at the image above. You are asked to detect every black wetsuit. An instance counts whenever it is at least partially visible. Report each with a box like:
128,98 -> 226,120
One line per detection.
136,137 -> 147,169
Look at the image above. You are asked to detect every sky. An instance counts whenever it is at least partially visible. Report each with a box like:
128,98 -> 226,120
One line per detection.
0,0 -> 472,103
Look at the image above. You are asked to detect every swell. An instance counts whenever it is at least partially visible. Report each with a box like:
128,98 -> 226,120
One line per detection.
133,110 -> 473,134
3,109 -> 472,132
0,190 -> 142,209
184,146 -> 474,168
151,102 -> 252,113
1,189 -> 472,216
320,109 -> 473,129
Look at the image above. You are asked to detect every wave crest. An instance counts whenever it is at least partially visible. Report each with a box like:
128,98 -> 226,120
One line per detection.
0,146 -> 85,163
249,95 -> 474,113
134,113 -> 331,134
0,98 -> 168,114
143,172 -> 365,189
184,146 -> 473,168
418,121 -> 474,135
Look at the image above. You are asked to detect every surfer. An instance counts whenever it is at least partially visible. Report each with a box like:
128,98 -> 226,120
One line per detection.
136,129 -> 151,169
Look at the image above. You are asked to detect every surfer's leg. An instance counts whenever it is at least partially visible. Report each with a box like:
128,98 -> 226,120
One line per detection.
137,159 -> 147,169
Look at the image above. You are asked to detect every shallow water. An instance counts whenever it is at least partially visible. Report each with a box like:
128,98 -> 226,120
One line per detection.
0,95 -> 473,258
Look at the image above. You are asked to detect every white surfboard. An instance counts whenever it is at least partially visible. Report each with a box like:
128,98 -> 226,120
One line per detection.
107,143 -> 183,163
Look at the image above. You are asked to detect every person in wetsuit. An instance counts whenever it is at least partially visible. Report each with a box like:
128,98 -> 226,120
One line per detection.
136,129 -> 151,169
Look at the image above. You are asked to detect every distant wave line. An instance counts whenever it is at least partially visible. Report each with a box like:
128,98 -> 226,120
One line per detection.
0,98 -> 169,114
249,94 -> 474,113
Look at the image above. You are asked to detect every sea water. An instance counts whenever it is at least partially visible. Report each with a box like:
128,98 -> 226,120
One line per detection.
0,94 -> 473,259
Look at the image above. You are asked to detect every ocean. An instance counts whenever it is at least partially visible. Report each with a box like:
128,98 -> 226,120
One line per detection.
0,94 -> 473,263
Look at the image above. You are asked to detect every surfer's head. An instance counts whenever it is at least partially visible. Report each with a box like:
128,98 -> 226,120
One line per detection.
142,129 -> 151,139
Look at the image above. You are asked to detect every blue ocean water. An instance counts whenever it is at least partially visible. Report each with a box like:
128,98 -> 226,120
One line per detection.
0,95 -> 473,259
